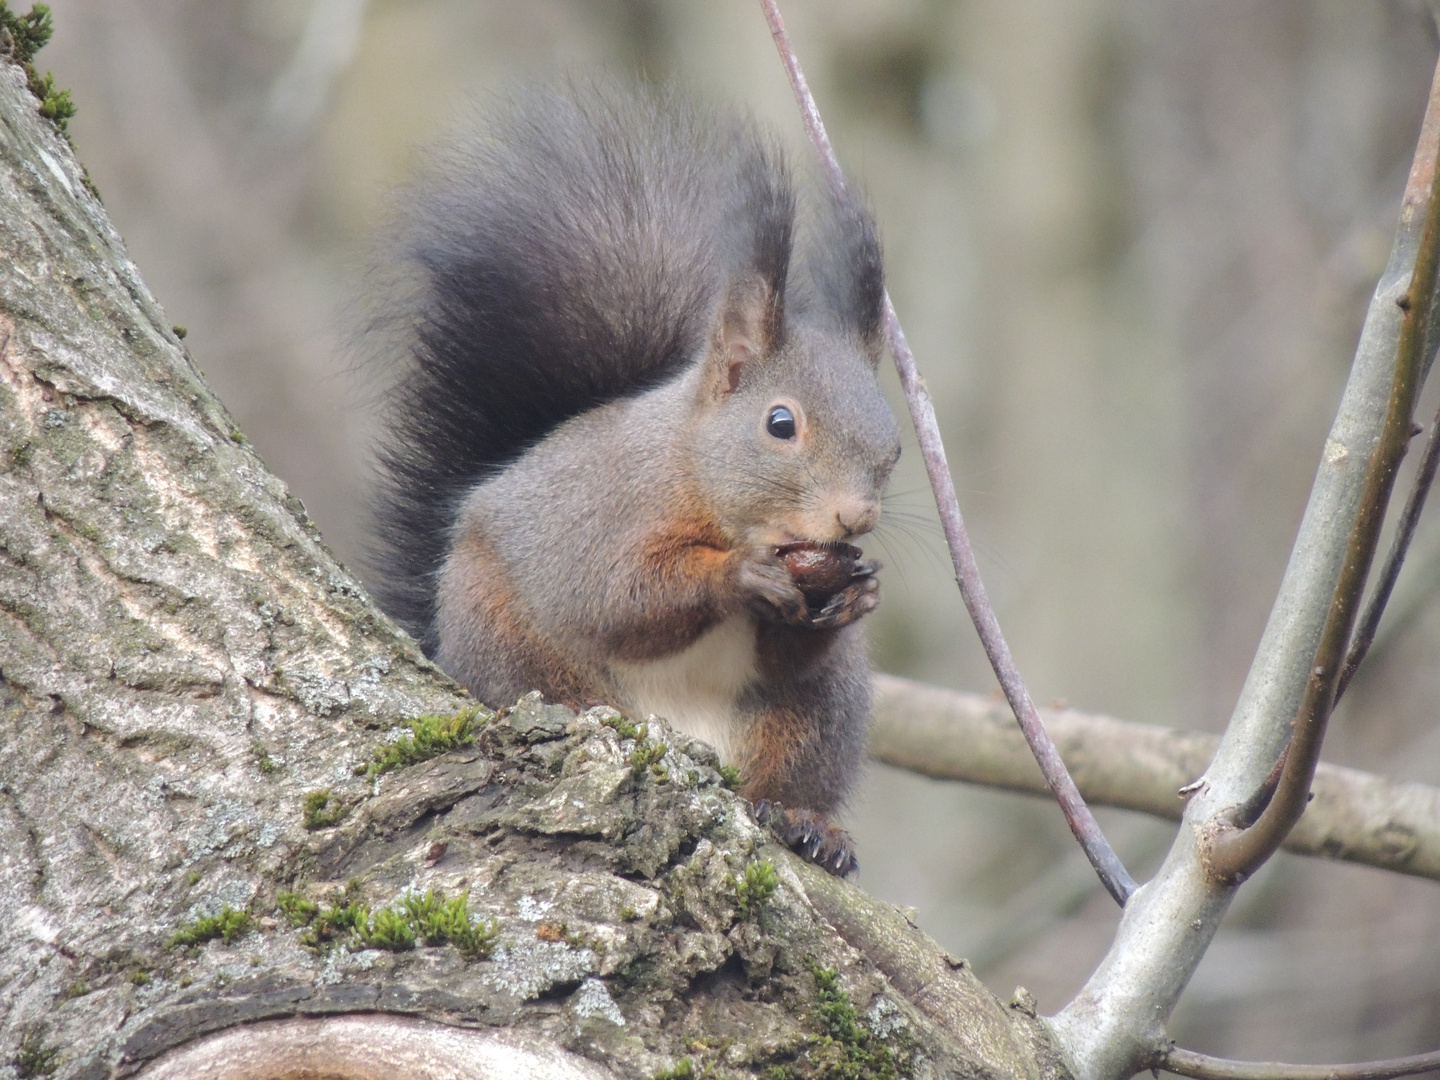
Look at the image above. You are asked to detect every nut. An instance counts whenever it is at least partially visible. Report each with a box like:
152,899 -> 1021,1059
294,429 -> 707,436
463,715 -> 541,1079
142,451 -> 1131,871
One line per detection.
776,541 -> 861,600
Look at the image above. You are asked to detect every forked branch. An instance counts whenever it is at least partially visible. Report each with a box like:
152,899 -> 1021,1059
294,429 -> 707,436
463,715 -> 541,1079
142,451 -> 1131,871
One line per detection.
1048,44 -> 1440,1080
759,0 -> 1137,907
1203,83 -> 1440,883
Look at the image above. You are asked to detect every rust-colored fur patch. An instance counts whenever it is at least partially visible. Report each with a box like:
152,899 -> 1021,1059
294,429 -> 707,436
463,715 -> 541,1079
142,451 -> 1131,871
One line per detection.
737,703 -> 818,804
602,501 -> 738,662
444,528 -> 597,706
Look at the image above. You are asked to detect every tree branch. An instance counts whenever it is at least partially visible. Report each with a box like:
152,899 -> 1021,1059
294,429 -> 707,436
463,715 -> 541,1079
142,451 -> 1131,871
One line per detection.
871,674 -> 1440,883
758,0 -> 1136,908
1160,1045 -> 1440,1080
1336,391 -> 1440,702
1049,51 -> 1440,1080
1203,58 -> 1440,884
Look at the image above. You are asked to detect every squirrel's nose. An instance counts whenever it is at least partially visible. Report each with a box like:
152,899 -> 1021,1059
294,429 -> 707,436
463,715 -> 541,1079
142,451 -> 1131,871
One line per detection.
835,499 -> 880,538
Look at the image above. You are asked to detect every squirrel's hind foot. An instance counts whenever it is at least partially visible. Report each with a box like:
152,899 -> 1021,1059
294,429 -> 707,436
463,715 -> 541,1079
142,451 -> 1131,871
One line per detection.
753,802 -> 859,878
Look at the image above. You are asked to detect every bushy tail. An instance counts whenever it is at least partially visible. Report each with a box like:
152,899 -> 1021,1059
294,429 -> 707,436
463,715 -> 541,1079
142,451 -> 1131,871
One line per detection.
368,79 -> 797,651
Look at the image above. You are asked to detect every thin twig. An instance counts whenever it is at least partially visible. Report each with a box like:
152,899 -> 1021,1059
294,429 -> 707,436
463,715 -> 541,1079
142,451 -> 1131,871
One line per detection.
1203,83 -> 1440,884
1161,1045 -> 1440,1080
1335,394 -> 1440,701
758,0 -> 1136,905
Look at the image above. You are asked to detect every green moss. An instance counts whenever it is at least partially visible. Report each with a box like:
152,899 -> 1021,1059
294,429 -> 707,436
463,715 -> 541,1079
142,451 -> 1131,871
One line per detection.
14,1029 -> 59,1077
0,3 -> 77,139
734,859 -> 779,920
30,67 -> 72,131
172,324 -> 187,339
301,788 -> 348,829
812,966 -> 865,1044
252,739 -> 277,774
0,2 -> 50,64
279,885 -> 366,951
599,714 -> 671,778
652,1060 -> 698,1080
356,906 -> 415,951
629,735 -> 667,777
280,885 -> 497,961
400,888 -> 499,959
129,968 -> 150,986
601,712 -> 644,741
186,870 -> 201,887
56,979 -> 89,1002
276,890 -> 319,925
11,441 -> 33,468
740,966 -> 915,1080
718,764 -> 743,791
170,905 -> 253,948
298,901 -> 368,951
806,965 -> 908,1080
367,706 -> 485,778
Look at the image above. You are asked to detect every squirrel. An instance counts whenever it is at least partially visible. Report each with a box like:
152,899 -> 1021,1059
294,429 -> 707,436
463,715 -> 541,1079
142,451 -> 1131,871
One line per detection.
369,80 -> 901,877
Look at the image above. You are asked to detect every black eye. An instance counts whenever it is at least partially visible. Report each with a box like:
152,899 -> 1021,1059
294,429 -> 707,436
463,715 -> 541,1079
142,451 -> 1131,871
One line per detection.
766,405 -> 797,440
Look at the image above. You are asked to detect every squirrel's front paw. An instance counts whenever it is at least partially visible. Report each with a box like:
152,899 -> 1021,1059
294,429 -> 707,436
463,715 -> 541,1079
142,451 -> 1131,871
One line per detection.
805,566 -> 880,629
738,550 -> 810,624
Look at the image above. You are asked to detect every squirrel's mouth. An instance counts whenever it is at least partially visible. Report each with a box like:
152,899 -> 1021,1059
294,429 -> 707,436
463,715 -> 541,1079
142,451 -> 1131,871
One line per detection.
774,539 -> 864,559
764,520 -> 867,549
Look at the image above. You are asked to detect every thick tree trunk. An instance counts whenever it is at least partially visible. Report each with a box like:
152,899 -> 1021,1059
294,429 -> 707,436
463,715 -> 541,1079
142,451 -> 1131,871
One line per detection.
0,60 -> 1067,1080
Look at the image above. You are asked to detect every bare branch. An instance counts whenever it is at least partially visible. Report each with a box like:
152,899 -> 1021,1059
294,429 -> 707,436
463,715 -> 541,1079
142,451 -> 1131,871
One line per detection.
758,0 -> 1136,908
1160,1045 -> 1440,1080
871,674 -> 1440,883
1204,73 -> 1440,884
1336,393 -> 1440,702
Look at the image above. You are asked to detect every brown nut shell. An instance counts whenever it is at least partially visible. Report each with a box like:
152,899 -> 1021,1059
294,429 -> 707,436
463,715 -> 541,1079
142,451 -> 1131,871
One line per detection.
776,541 -> 861,600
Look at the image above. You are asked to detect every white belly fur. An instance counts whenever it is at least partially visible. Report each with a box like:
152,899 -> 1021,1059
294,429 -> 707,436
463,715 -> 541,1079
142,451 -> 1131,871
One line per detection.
608,614 -> 757,765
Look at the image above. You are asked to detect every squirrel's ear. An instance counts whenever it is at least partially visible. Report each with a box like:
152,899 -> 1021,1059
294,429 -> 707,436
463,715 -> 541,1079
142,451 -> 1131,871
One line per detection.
704,273 -> 783,398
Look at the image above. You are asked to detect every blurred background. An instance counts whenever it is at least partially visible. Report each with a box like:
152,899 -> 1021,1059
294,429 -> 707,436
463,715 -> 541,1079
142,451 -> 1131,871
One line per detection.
35,0 -> 1440,1066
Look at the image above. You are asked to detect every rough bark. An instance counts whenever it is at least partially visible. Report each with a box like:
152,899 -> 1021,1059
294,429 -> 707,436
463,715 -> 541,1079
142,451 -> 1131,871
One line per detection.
0,59 -> 1067,1080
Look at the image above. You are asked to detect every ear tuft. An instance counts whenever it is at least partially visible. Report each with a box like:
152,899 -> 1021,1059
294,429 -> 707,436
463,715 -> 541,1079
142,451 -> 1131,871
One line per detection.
804,182 -> 885,361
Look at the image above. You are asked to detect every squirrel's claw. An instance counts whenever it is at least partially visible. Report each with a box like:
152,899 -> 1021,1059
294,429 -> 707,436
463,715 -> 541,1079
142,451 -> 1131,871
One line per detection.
805,575 -> 880,629
753,803 -> 860,878
849,558 -> 882,580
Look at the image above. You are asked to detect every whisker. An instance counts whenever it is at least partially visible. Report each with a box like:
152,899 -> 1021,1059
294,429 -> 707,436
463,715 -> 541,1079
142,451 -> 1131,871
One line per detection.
873,521 -> 949,573
880,510 -> 943,534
